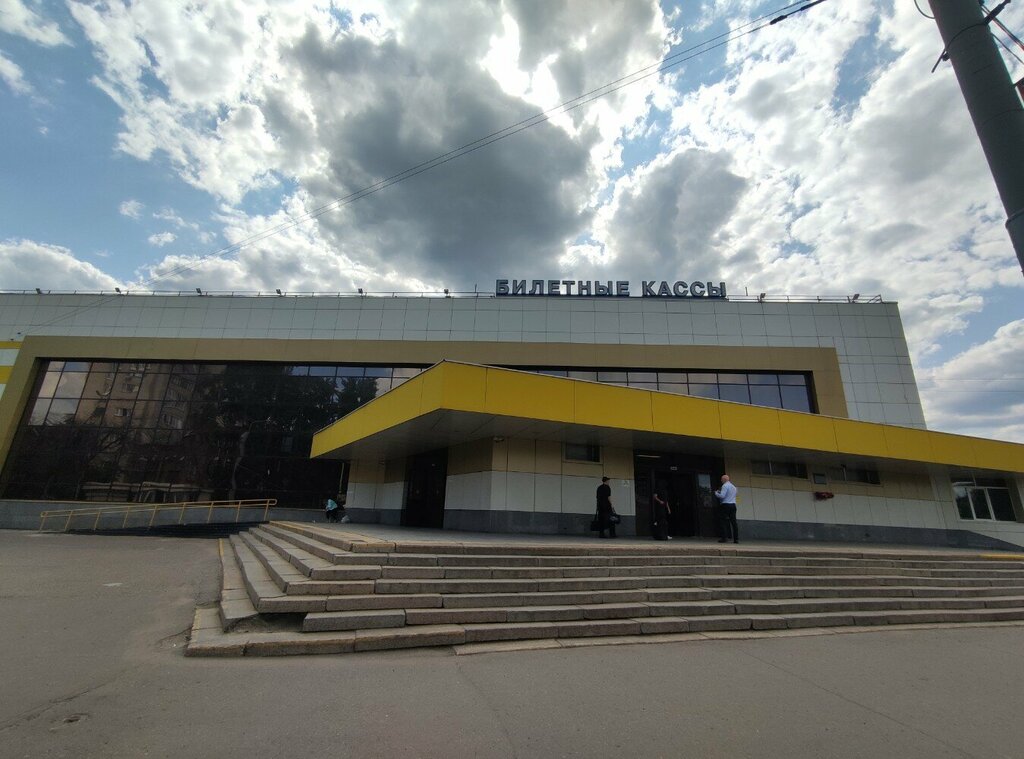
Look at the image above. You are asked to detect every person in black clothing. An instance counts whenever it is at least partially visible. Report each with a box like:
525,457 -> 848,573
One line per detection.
595,476 -> 617,538
652,492 -> 672,541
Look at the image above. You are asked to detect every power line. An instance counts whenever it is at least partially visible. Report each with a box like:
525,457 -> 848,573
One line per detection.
994,32 -> 1024,66
25,0 -> 834,333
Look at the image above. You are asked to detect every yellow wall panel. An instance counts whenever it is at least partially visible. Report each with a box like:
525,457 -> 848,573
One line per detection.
832,419 -> 888,457
439,362 -> 487,412
720,403 -> 782,446
651,394 -> 722,439
779,412 -> 838,453
971,437 -> 1022,473
483,369 -> 575,423
416,362 -> 447,414
0,366 -> 11,384
928,431 -> 977,469
882,426 -> 933,461
574,382 -> 653,431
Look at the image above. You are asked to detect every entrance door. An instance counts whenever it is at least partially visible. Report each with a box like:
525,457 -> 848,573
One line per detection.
402,450 -> 447,528
634,452 -> 722,538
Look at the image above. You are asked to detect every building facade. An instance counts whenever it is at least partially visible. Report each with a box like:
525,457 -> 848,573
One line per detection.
1,289 -> 1021,547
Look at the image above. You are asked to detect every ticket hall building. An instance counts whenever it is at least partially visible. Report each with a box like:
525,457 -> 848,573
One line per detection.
0,286 -> 1022,548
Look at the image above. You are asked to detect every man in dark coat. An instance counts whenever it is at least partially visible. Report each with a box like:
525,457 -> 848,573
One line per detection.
596,476 -> 616,538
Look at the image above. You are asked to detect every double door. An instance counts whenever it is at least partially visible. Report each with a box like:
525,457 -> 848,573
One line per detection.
634,452 -> 720,538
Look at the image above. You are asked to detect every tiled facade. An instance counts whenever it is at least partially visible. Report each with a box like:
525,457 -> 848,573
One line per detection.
0,293 -> 924,428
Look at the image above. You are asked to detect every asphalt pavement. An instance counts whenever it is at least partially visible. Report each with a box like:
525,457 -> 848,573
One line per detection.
1,529 -> 1022,759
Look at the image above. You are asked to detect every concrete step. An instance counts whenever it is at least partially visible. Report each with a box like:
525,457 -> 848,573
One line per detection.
272,523 -> 1024,565
189,605 -> 1024,657
300,590 -> 1024,631
257,528 -> 1024,584
218,538 -> 258,630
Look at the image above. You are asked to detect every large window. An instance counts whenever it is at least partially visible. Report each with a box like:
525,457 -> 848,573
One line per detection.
1,361 -> 426,508
751,459 -> 808,479
526,368 -> 814,413
952,475 -> 1018,522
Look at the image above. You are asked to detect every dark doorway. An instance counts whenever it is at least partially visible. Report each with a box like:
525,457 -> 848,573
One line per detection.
634,452 -> 722,538
402,450 -> 448,528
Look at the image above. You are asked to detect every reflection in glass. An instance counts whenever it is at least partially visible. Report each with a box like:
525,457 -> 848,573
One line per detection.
719,385 -> 750,404
750,385 -> 782,408
39,372 -> 60,398
780,386 -> 812,412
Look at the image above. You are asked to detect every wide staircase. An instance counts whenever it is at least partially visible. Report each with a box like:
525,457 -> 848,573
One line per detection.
187,522 -> 1024,656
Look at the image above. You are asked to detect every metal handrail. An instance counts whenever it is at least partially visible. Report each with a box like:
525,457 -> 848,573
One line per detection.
38,498 -> 277,532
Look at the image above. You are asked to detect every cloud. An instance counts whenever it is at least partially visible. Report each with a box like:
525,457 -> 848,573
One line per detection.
0,50 -> 30,94
918,320 -> 1024,443
0,0 -> 70,46
0,239 -> 121,291
119,199 -> 143,218
67,0 -> 672,284
147,232 -> 176,247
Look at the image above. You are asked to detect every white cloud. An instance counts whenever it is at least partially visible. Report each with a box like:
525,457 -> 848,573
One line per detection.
0,238 -> 121,290
0,50 -> 30,94
147,231 -> 176,247
918,320 -> 1024,443
119,199 -> 143,218
0,0 -> 69,46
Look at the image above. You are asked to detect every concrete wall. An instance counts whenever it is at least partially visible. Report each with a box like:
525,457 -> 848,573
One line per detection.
444,438 -> 636,535
726,459 -> 1024,549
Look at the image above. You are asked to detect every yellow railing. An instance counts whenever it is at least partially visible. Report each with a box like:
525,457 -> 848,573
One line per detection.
38,498 -> 278,532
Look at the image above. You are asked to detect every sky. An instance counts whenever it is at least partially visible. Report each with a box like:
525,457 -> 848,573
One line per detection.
0,0 -> 1023,443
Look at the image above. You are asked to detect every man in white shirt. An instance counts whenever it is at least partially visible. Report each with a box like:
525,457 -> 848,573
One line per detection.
714,474 -> 739,544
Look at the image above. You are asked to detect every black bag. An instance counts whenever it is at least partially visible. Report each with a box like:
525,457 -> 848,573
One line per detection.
589,518 -> 600,531
609,512 -> 621,525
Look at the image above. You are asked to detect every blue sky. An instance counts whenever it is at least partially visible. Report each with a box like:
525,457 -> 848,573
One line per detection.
1,0 -> 1022,441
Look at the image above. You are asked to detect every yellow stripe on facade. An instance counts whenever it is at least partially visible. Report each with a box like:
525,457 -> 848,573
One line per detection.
0,341 -> 21,350
0,366 -> 12,384
310,361 -> 1024,474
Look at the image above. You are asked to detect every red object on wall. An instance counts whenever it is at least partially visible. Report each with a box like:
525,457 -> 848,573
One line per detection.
814,491 -> 834,500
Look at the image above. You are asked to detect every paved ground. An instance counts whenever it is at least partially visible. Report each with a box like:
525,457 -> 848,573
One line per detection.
2,529 -> 1023,759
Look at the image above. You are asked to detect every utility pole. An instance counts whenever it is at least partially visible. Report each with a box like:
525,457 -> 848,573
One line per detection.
927,0 -> 1024,276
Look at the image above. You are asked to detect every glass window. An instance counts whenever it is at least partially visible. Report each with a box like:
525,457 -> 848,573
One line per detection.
751,460 -> 772,476
308,366 -> 336,377
64,361 -> 91,372
990,489 -> 1016,521
336,366 -> 365,378
969,489 -> 993,520
718,373 -> 747,385
45,398 -> 79,424
627,372 -> 658,383
38,371 -> 61,398
690,384 -> 719,399
392,367 -> 424,378
748,373 -> 779,385
657,383 -> 688,395
688,373 -> 716,384
567,370 -> 597,381
953,483 -> 974,519
780,385 -> 812,412
287,365 -> 309,376
597,371 -> 627,383
657,372 -> 688,383
564,443 -> 600,462
950,473 -> 1015,520
364,367 -> 391,378
28,398 -> 50,426
779,374 -> 809,386
630,382 -> 659,390
720,385 -> 750,404
750,385 -> 782,408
